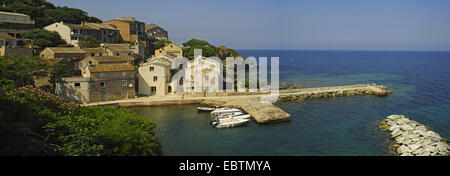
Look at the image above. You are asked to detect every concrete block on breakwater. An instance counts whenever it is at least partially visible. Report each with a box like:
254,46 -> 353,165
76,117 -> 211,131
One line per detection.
379,115 -> 449,156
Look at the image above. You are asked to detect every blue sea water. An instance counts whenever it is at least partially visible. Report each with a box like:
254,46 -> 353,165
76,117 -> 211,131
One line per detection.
127,50 -> 450,156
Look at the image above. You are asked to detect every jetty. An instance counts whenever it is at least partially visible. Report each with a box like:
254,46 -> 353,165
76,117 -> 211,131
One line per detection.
85,83 -> 391,124
379,115 -> 449,156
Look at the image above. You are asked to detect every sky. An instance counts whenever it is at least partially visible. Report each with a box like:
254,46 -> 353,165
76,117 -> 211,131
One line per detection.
48,0 -> 450,51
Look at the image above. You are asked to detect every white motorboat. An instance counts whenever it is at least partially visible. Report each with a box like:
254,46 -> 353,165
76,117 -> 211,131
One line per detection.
211,107 -> 242,115
216,111 -> 245,119
212,118 -> 251,128
197,107 -> 215,112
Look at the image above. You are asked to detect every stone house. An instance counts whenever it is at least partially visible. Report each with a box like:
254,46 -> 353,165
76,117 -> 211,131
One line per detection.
0,11 -> 35,45
0,32 -> 33,56
55,76 -> 91,103
102,43 -> 135,57
102,17 -> 146,42
84,63 -> 136,102
137,60 -> 172,96
44,21 -> 120,47
154,43 -> 183,58
39,47 -> 87,76
145,23 -> 168,40
184,57 -> 221,93
83,47 -> 108,57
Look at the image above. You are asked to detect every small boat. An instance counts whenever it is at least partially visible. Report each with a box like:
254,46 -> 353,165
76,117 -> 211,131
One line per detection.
213,118 -> 251,128
197,107 -> 215,112
211,107 -> 242,115
216,111 -> 245,119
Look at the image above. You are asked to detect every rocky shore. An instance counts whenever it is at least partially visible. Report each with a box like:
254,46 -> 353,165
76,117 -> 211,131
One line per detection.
379,115 -> 449,156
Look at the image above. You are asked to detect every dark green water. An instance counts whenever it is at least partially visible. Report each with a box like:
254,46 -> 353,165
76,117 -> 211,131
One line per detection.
127,50 -> 450,156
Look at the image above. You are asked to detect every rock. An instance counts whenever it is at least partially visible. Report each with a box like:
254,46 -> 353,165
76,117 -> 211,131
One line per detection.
387,115 -> 402,121
392,144 -> 401,148
418,151 -> 431,156
400,125 -> 414,132
391,129 -> 402,138
436,142 -> 448,152
422,139 -> 432,146
389,125 -> 400,131
422,145 -> 437,153
415,125 -> 427,131
397,145 -> 411,155
408,143 -> 422,152
395,137 -> 405,144
424,131 -> 441,139
412,147 -> 423,155
400,153 -> 413,156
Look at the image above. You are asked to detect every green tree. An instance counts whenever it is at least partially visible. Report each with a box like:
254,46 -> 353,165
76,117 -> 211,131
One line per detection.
0,55 -> 49,87
23,29 -> 66,48
78,36 -> 100,48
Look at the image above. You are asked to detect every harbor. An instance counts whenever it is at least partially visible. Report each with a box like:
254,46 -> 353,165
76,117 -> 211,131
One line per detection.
86,83 -> 391,124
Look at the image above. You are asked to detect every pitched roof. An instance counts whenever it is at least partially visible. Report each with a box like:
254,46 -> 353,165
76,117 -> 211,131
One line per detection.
84,22 -> 118,30
64,23 -> 97,30
104,45 -> 133,53
88,64 -> 135,72
82,47 -> 107,53
88,56 -> 133,63
45,47 -> 87,54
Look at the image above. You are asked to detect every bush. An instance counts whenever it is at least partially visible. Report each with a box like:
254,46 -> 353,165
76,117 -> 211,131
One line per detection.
0,86 -> 162,156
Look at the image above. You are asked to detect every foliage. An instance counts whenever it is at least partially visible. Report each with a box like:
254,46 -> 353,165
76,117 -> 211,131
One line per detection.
151,39 -> 172,50
0,86 -> 162,156
78,36 -> 100,48
0,55 -> 49,87
46,106 -> 162,156
182,38 -> 241,60
23,29 -> 66,48
0,0 -> 101,28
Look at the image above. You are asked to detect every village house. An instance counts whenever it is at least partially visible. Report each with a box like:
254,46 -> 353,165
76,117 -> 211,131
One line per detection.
0,32 -> 33,56
102,43 -> 135,56
184,57 -> 221,93
44,21 -> 120,47
39,47 -> 87,76
83,47 -> 108,57
102,17 -> 146,42
55,76 -> 91,103
0,11 -> 35,45
154,43 -> 183,58
137,55 -> 174,96
83,63 -> 136,102
145,23 -> 168,40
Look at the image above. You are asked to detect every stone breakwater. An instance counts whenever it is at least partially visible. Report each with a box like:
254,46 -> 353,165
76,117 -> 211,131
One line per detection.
277,84 -> 391,103
379,115 -> 449,156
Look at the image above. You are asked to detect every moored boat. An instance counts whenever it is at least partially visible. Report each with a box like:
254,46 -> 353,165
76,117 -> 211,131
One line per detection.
212,118 -> 251,128
197,107 -> 215,112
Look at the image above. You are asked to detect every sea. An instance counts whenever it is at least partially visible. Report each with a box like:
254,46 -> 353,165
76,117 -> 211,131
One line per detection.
127,50 -> 450,156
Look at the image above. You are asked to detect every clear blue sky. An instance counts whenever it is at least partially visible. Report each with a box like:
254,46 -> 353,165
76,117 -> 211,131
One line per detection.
48,0 -> 450,50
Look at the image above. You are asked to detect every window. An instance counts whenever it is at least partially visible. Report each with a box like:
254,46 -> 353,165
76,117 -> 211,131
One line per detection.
74,83 -> 81,88
91,53 -> 95,56
116,53 -> 119,56
153,76 -> 158,81
150,86 -> 156,93
205,75 -> 209,81
122,80 -> 127,87
149,67 -> 154,71
88,61 -> 93,65
100,82 -> 105,88
99,73 -> 105,77
122,71 -> 127,76
71,36 -> 78,40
